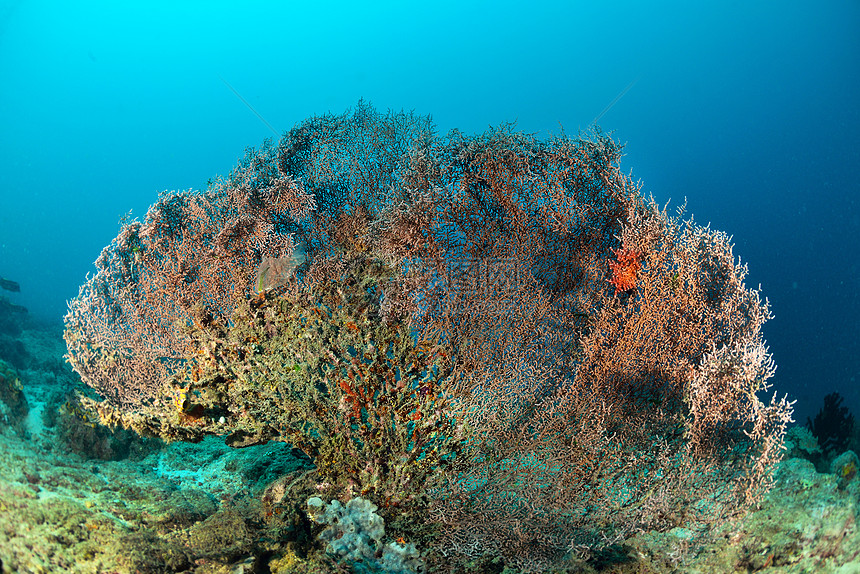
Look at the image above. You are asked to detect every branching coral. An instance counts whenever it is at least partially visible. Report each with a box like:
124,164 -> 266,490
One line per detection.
84,256 -> 464,512
66,103 -> 793,572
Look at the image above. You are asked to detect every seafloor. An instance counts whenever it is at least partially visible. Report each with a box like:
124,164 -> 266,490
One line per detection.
0,315 -> 859,573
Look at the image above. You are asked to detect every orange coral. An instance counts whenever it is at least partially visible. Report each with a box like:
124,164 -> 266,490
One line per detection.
609,246 -> 641,295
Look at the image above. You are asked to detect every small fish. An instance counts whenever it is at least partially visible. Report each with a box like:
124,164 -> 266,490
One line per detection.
255,241 -> 307,293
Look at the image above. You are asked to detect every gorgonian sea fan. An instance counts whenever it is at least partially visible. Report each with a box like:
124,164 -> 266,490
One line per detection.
64,102 -> 793,572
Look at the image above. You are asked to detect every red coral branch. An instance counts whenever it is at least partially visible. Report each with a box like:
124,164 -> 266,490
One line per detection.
608,246 -> 641,295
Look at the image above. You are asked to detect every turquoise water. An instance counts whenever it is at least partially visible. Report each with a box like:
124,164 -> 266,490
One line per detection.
1,3 -> 859,571
3,2 -> 856,423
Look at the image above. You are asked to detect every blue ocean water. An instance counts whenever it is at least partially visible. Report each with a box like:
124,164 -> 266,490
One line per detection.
0,0 -> 857,426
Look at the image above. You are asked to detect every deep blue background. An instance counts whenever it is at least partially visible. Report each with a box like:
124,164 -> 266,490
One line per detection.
1,1 -> 857,423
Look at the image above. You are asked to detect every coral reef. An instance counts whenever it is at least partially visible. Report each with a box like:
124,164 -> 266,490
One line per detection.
0,358 -> 28,432
783,424 -> 822,459
63,103 -> 794,571
0,294 -> 26,337
307,496 -> 423,572
624,457 -> 860,573
0,276 -> 29,368
0,321 -> 856,574
0,430 -> 310,573
829,450 -> 858,488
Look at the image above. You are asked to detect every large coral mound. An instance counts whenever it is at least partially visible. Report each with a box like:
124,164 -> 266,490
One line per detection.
64,103 -> 793,571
